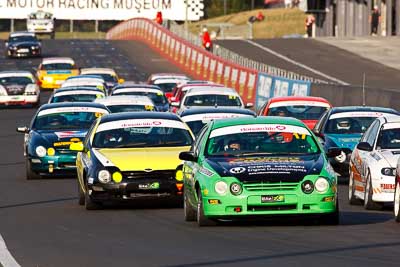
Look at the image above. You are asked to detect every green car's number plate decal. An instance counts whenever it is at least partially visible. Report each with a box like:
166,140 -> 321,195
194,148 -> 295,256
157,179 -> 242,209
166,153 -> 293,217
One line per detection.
261,195 -> 285,203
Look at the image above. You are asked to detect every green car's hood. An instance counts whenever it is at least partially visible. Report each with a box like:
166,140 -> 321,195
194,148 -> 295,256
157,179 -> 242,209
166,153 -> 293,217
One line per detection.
205,154 -> 324,183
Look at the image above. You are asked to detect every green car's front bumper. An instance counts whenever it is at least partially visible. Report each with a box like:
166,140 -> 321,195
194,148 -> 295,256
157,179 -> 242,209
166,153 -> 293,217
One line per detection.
200,184 -> 337,218
29,154 -> 77,176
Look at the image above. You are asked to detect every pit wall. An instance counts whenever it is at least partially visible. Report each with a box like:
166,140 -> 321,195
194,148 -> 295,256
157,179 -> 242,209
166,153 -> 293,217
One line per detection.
106,18 -> 311,110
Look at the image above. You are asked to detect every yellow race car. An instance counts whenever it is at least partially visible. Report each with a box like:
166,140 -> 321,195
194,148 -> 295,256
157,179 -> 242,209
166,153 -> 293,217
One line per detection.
36,57 -> 79,89
70,112 -> 194,209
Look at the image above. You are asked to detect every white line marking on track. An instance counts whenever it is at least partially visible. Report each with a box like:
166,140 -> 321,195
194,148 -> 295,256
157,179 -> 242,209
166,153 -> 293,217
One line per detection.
243,39 -> 350,85
0,234 -> 21,267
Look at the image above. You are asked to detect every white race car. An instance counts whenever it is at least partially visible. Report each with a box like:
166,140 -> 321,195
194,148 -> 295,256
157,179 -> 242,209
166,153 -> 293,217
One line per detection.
94,95 -> 155,113
0,71 -> 40,107
349,115 -> 400,210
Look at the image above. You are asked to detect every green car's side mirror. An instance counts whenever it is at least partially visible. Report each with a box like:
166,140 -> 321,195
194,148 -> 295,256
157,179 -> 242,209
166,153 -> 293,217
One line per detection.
70,142 -> 84,152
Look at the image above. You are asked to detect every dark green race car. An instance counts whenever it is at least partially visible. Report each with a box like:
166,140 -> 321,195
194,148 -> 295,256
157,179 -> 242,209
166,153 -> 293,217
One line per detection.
179,116 -> 342,226
17,102 -> 109,179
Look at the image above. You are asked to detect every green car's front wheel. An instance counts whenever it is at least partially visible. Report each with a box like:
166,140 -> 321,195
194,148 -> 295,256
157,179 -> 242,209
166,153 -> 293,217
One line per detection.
196,188 -> 216,226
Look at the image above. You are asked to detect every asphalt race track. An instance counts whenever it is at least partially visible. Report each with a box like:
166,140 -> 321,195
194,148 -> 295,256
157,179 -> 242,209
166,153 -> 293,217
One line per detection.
217,39 -> 400,89
0,40 -> 399,267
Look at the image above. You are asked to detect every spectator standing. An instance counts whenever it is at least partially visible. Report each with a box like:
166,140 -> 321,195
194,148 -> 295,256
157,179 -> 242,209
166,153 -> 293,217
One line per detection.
202,27 -> 212,52
370,5 -> 381,36
305,14 -> 315,37
155,11 -> 163,25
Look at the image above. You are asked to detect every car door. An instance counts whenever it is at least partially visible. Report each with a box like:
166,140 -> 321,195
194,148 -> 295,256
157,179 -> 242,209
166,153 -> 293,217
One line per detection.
359,120 -> 380,181
184,125 -> 208,205
77,119 -> 99,192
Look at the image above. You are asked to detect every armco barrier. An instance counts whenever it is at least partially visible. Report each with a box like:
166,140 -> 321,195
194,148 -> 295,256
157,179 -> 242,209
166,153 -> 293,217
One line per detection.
256,73 -> 311,110
107,18 -> 259,105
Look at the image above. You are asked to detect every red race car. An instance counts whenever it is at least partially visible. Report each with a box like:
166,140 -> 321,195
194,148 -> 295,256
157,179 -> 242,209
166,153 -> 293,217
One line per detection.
257,96 -> 332,129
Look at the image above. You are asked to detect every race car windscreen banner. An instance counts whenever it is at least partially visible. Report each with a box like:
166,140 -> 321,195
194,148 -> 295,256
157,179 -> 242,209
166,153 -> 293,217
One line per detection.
0,0 -> 204,20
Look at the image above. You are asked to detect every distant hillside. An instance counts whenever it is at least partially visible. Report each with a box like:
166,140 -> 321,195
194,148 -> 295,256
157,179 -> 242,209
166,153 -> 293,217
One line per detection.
190,8 -> 307,39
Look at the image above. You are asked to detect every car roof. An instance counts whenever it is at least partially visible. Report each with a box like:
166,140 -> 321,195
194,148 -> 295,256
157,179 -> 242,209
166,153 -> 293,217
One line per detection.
9,31 -> 36,37
66,75 -> 104,81
54,86 -> 104,93
211,116 -> 306,129
180,107 -> 255,117
42,57 -> 75,65
329,106 -> 398,115
62,80 -> 104,87
53,88 -> 105,96
80,68 -> 116,75
0,71 -> 34,77
38,102 -> 108,112
114,83 -> 160,89
112,87 -> 164,94
95,95 -> 154,105
268,96 -> 331,104
100,111 -> 182,123
380,114 -> 400,124
179,83 -> 224,92
149,73 -> 189,80
185,86 -> 238,96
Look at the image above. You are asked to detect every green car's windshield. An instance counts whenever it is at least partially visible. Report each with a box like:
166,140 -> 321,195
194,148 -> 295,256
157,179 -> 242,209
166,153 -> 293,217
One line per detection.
206,124 -> 319,157
184,94 -> 242,107
376,128 -> 400,149
51,94 -> 100,103
107,105 -> 154,113
93,122 -> 192,148
33,112 -> 101,130
267,105 -> 329,120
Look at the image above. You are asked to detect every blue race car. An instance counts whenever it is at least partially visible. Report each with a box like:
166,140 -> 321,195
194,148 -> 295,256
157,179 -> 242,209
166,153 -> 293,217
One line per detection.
16,102 -> 110,179
312,106 -> 399,178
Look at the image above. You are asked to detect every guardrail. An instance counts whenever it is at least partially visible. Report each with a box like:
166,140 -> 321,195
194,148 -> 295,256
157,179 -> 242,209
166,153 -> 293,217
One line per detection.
106,18 -> 312,110
169,22 -> 330,84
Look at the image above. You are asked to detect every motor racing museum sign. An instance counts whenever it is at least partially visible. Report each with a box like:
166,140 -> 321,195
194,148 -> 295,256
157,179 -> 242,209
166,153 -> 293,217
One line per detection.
0,0 -> 204,20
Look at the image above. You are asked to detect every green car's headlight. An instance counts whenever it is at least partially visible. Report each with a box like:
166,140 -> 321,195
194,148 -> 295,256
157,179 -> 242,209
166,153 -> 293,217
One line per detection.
35,146 -> 46,157
315,177 -> 329,193
98,170 -> 111,184
215,181 -> 228,195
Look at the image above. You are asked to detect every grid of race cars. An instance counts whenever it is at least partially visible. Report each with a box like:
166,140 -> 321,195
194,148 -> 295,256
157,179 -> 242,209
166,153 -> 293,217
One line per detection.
3,31 -> 400,226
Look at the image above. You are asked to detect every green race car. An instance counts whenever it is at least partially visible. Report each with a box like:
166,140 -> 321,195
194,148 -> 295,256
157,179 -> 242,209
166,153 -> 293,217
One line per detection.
179,116 -> 342,226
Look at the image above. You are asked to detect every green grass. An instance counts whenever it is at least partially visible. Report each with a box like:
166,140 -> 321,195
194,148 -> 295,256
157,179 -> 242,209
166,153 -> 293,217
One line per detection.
189,8 -> 307,39
0,31 -> 106,40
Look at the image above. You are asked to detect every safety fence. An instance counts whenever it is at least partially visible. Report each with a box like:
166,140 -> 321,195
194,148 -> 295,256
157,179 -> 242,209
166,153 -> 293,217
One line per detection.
106,18 -> 312,109
169,22 -> 329,84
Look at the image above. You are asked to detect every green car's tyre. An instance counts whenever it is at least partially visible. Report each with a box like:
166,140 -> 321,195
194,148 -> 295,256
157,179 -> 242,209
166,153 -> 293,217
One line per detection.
84,189 -> 102,210
26,159 -> 41,180
348,172 -> 361,205
78,182 -> 85,206
196,188 -> 216,226
184,191 -> 196,221
394,183 -> 400,222
364,173 -> 384,210
320,199 -> 339,225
